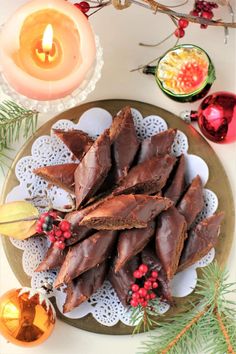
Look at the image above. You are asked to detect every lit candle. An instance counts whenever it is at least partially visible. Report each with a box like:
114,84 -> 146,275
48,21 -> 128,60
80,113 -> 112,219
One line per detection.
0,0 -> 96,101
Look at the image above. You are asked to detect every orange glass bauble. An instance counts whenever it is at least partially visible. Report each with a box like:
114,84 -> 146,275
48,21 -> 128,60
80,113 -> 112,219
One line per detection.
0,288 -> 56,347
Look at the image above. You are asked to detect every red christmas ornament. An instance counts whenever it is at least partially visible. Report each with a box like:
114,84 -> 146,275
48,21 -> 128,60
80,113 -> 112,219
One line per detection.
181,92 -> 236,143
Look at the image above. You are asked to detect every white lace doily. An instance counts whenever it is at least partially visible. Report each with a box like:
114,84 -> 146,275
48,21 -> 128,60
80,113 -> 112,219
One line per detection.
6,107 -> 219,327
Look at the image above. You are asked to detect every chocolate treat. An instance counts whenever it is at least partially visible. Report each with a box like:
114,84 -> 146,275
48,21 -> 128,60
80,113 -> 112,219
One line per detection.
164,154 -> 186,205
35,244 -> 66,272
33,163 -> 78,194
81,194 -> 173,230
64,207 -> 93,245
141,247 -> 172,302
74,129 -> 111,207
155,206 -> 187,280
177,175 -> 204,229
109,106 -> 139,183
53,129 -> 93,160
138,128 -> 176,164
108,256 -> 139,306
114,155 -> 176,196
178,212 -> 224,272
54,230 -> 117,287
63,261 -> 107,313
115,221 -> 155,273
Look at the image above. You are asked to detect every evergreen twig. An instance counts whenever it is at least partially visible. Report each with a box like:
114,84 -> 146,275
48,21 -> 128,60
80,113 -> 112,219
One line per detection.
132,262 -> 236,354
0,101 -> 38,172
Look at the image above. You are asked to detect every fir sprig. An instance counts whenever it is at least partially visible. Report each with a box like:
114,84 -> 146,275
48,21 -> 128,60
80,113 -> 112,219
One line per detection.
135,262 -> 236,354
130,299 -> 160,334
0,101 -> 38,173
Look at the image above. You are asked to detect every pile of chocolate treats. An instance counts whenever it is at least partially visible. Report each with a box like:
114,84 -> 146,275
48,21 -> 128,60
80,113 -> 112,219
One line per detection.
34,107 -> 224,314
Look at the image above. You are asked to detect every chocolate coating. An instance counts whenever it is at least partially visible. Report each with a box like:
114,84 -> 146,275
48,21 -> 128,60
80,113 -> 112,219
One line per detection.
115,221 -> 155,273
63,261 -> 108,313
114,154 -> 176,195
81,194 -> 173,230
164,154 -> 186,205
109,106 -> 139,183
53,129 -> 93,160
178,212 -> 224,272
108,256 -> 139,306
141,247 -> 172,302
155,206 -> 187,280
54,230 -> 117,287
35,244 -> 66,272
74,129 -> 112,207
138,128 -> 176,164
177,175 -> 204,229
33,163 -> 78,194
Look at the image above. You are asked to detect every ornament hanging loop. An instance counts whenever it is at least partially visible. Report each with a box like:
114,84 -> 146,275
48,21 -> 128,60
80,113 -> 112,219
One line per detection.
112,0 -> 131,9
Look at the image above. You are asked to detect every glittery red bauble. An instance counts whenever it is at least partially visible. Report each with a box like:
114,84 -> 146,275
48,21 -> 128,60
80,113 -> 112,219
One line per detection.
197,92 -> 236,143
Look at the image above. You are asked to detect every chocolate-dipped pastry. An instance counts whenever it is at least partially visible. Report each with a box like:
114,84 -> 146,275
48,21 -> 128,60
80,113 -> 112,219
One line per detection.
155,206 -> 187,280
109,106 -> 139,183
81,194 -> 173,230
63,261 -> 108,313
35,244 -> 66,272
178,212 -> 224,272
115,221 -> 155,273
33,163 -> 78,194
114,155 -> 176,196
138,128 -> 176,164
53,129 -> 93,160
108,256 -> 139,306
164,154 -> 186,205
141,247 -> 172,302
74,129 -> 111,208
54,230 -> 117,287
177,175 -> 204,229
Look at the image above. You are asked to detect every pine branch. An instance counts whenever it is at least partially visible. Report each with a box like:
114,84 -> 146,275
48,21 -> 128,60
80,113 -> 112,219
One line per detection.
138,262 -> 236,354
0,101 -> 38,172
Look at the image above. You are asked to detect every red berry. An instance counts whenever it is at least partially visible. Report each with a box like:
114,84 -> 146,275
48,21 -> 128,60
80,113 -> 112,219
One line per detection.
142,301 -> 148,308
175,28 -> 185,38
132,292 -> 140,300
79,1 -> 90,13
202,11 -> 213,19
139,264 -> 148,275
133,270 -> 142,279
49,235 -> 56,243
200,24 -> 208,29
151,271 -> 158,279
49,211 -> 57,219
63,231 -> 72,239
178,18 -> 189,28
130,299 -> 139,307
55,230 -> 62,238
59,220 -> 71,232
131,284 -> 139,292
190,10 -> 199,16
144,281 -> 152,290
152,282 -> 158,289
146,294 -> 150,300
139,288 -> 148,297
36,225 -> 42,233
149,277 -> 156,283
55,241 -> 65,249
150,293 -> 156,300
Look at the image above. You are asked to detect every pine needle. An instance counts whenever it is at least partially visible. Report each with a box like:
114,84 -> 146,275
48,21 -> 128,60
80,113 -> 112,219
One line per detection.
0,101 -> 38,173
137,262 -> 236,354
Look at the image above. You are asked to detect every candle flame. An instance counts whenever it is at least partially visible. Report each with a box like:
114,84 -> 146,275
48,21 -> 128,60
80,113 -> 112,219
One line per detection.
42,24 -> 53,53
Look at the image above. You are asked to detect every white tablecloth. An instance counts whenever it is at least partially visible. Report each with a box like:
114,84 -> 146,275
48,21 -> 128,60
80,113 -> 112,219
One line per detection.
0,1 -> 235,353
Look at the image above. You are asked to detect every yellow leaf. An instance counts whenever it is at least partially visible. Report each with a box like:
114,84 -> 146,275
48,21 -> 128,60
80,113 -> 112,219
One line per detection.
0,201 -> 39,239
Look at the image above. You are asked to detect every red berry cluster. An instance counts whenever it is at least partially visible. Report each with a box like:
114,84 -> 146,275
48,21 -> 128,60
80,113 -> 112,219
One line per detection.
129,264 -> 159,308
174,18 -> 189,38
74,1 -> 90,16
36,212 -> 72,250
190,1 -> 218,29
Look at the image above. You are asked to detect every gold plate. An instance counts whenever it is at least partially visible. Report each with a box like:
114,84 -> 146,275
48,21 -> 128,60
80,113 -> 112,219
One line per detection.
1,99 -> 235,335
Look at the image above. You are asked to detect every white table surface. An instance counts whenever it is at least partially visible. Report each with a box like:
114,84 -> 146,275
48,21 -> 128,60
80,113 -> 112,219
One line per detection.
0,1 -> 236,353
